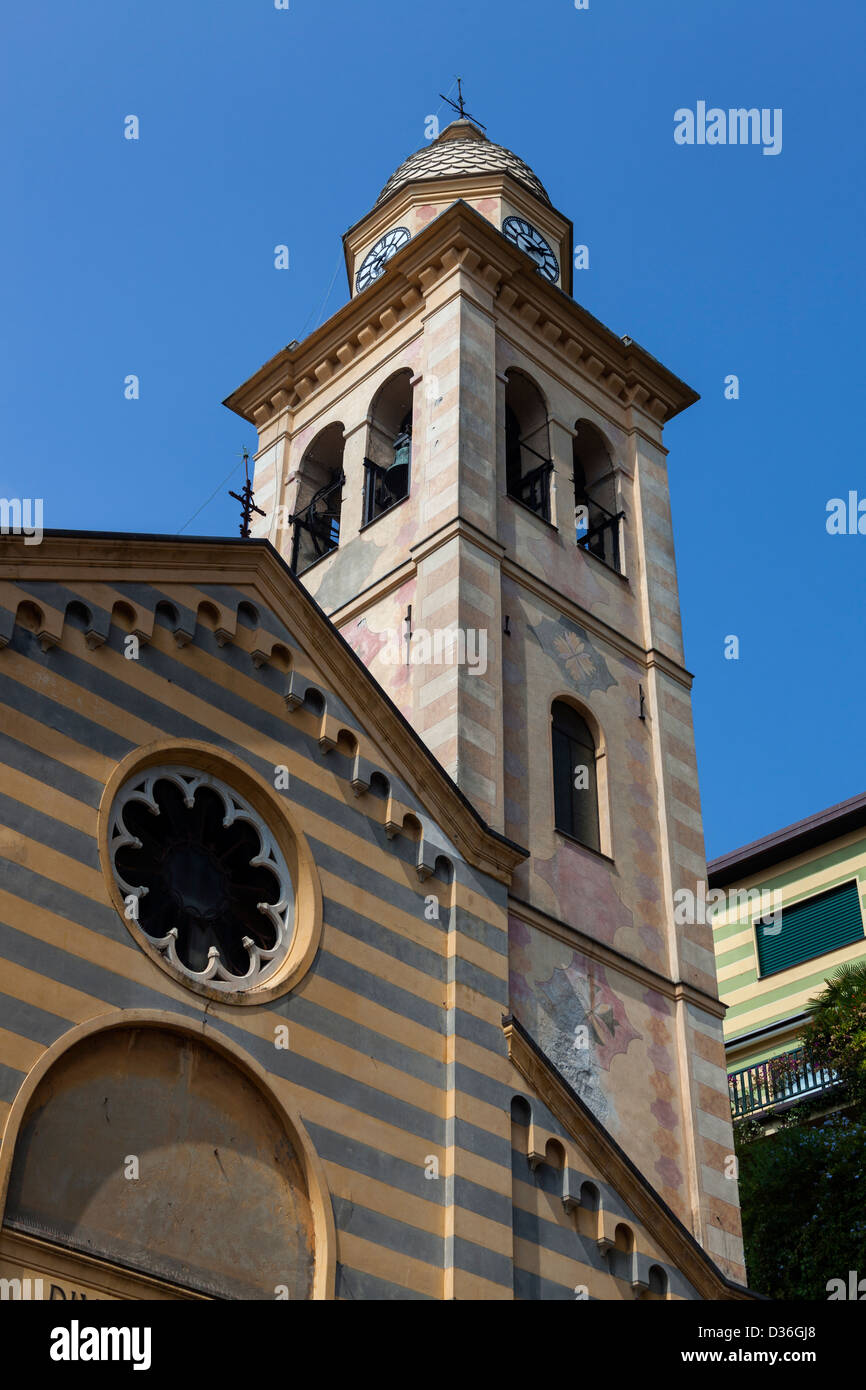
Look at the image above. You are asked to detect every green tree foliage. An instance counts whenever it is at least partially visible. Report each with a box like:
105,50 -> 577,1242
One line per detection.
736,1112 -> 866,1299
734,963 -> 866,1298
802,961 -> 866,1106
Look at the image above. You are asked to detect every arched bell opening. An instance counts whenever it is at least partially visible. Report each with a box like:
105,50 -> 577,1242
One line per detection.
572,420 -> 621,571
363,370 -> 413,526
290,423 -> 346,575
504,369 -> 552,521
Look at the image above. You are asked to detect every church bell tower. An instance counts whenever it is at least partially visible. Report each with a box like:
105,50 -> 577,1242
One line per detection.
225,115 -> 746,1283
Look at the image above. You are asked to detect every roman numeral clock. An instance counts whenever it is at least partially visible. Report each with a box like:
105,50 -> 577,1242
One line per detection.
355,225 -> 412,293
355,215 -> 560,297
501,215 -> 559,283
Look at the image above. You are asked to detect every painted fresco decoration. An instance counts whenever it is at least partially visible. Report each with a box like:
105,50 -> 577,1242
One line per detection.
340,583 -> 415,719
307,515 -> 417,615
533,821 -> 636,948
538,957 -> 641,1067
535,965 -> 610,1121
511,920 -> 642,1126
310,533 -> 380,612
531,614 -> 617,697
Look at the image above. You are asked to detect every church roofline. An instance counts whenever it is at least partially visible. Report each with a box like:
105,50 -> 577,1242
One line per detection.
224,199 -> 698,431
0,529 -> 528,884
504,1013 -> 763,1301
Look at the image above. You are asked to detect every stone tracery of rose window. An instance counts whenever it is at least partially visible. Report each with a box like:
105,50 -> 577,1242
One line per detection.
110,766 -> 294,991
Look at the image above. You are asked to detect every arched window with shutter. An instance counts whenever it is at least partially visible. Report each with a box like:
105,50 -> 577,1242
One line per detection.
551,699 -> 600,852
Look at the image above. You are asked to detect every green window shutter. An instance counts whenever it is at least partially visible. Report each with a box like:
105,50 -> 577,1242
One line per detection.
755,879 -> 864,977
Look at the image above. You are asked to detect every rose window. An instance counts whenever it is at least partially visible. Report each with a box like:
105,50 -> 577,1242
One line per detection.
109,766 -> 294,991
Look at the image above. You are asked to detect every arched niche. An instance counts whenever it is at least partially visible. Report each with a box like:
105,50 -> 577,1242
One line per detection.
0,1013 -> 335,1300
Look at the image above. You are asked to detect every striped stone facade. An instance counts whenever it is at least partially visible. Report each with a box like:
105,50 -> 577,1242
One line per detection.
0,539 -> 748,1298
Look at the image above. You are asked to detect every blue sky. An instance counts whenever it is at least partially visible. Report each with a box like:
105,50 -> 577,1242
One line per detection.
1,0 -> 863,858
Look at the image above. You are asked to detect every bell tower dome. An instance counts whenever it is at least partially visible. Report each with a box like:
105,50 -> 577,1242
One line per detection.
344,119 -> 573,297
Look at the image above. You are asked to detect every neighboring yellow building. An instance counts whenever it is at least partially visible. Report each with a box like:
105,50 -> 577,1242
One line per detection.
709,793 -> 866,1121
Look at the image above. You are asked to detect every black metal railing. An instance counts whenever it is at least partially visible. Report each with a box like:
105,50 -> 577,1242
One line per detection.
289,474 -> 344,575
728,1047 -> 838,1119
363,457 -> 410,527
575,496 -> 623,572
509,459 -> 553,522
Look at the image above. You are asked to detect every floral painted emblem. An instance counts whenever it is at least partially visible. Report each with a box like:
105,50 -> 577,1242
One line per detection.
531,616 -> 617,696
553,631 -> 597,681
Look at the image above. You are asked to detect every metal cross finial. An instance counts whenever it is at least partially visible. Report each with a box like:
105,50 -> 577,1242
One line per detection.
438,77 -> 487,131
229,448 -> 266,539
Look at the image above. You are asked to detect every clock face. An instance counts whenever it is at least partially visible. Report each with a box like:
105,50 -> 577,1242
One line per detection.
501,216 -> 559,283
355,226 -> 411,293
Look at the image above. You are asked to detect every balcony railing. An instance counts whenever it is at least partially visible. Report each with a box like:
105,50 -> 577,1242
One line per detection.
509,459 -> 553,522
728,1046 -> 838,1119
289,474 -> 344,575
576,496 -> 623,572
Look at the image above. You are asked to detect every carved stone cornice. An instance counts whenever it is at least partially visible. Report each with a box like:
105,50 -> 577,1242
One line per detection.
322,517 -> 696,691
508,895 -> 725,1017
224,201 -> 698,432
